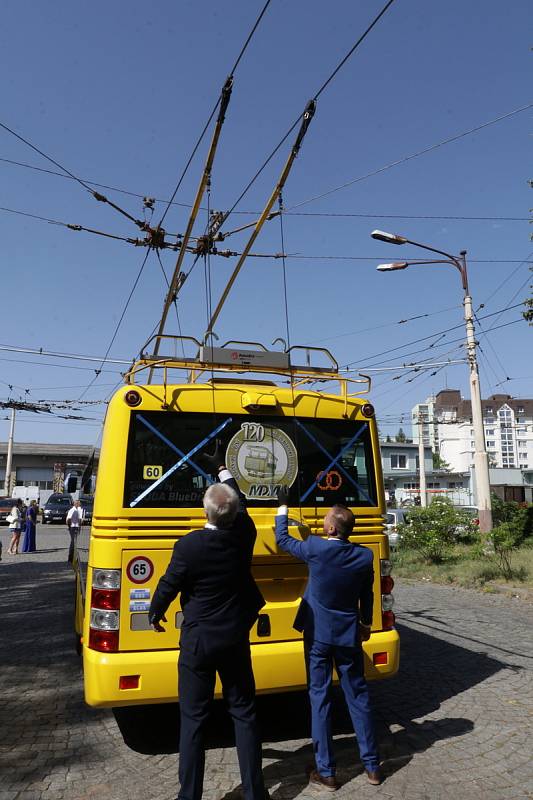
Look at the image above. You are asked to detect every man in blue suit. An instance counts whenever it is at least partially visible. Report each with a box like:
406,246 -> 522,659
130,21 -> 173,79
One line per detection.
275,492 -> 381,788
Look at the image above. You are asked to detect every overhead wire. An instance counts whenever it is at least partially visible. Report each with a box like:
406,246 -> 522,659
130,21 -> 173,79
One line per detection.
303,303 -> 462,347
483,270 -> 533,333
345,301 -> 525,368
482,252 -> 533,306
3,157 -> 529,224
77,248 -> 152,400
278,254 -> 533,264
158,0 -> 273,228
473,310 -> 510,386
217,0 -> 398,230
0,122 -> 147,230
2,199 -> 532,266
289,102 -> 533,210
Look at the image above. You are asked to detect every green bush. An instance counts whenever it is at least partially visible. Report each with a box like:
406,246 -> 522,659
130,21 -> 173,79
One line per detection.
488,521 -> 525,580
398,496 -> 477,564
491,494 -> 532,545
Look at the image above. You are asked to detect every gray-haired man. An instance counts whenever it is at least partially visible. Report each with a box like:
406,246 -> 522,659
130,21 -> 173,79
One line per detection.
149,445 -> 266,800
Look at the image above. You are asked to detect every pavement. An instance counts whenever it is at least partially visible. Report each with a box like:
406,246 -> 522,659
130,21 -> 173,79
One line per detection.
1,525 -> 532,800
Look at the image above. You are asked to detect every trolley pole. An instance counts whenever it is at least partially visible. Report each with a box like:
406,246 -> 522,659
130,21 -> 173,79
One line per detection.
4,407 -> 15,495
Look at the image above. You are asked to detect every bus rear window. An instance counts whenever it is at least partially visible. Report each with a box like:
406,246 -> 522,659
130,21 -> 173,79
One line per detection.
123,411 -> 378,509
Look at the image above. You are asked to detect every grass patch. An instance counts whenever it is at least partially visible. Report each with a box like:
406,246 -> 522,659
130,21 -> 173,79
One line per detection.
391,541 -> 533,590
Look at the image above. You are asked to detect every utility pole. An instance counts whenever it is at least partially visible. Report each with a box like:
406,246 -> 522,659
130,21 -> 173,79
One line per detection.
463,285 -> 492,532
417,414 -> 427,507
4,407 -> 15,495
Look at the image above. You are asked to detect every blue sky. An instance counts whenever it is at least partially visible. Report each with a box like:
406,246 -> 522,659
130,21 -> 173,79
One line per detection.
0,0 -> 531,445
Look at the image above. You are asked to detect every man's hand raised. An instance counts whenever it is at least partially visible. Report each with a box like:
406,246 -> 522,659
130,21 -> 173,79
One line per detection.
278,486 -> 290,507
198,440 -> 225,474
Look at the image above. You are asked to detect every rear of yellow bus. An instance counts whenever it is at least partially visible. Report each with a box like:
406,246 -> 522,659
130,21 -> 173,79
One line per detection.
81,382 -> 399,707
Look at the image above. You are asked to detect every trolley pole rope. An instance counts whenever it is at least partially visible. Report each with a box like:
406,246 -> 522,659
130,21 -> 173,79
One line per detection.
148,77 -> 233,381
205,100 -> 316,334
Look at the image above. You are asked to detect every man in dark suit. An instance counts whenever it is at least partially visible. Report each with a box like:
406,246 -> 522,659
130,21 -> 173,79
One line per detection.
275,493 -> 381,788
149,446 -> 266,800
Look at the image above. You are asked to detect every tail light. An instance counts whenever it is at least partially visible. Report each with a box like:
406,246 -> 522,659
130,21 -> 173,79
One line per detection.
380,559 -> 396,631
89,568 -> 121,652
382,610 -> 395,629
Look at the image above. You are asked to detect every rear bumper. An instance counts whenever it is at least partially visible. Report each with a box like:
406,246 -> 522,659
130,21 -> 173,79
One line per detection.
83,629 -> 400,707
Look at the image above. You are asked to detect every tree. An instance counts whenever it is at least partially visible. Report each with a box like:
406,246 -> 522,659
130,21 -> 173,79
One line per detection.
385,434 -> 392,442
432,451 -> 450,471
395,427 -> 406,443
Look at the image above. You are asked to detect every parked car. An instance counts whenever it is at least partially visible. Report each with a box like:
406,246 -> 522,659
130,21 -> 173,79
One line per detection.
0,497 -> 15,525
385,508 -> 410,549
453,506 -> 479,539
42,494 -> 72,524
79,495 -> 94,525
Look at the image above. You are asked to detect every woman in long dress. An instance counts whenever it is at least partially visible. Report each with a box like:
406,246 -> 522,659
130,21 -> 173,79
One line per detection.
21,500 -> 37,552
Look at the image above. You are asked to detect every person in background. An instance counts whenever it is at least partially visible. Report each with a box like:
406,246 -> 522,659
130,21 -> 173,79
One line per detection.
66,499 -> 84,563
275,489 -> 382,788
21,499 -> 38,552
148,443 -> 266,800
7,499 -> 23,555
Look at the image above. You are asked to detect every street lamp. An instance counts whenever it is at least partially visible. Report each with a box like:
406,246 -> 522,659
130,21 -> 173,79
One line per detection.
371,229 -> 492,533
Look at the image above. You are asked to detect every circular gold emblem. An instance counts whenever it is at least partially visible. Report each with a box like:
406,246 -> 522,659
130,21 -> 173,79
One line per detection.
225,423 -> 298,500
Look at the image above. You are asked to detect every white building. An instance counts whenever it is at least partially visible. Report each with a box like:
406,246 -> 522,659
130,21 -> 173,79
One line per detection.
412,390 -> 533,474
411,396 -> 439,449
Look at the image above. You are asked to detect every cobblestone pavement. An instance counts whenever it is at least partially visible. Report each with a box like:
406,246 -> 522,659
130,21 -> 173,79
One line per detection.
1,526 -> 532,800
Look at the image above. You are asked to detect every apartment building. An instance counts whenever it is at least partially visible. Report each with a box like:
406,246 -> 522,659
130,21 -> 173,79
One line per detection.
412,390 -> 533,473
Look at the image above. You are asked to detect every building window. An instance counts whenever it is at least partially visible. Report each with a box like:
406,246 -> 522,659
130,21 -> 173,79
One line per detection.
520,463 -> 528,469
404,482 -> 419,489
486,441 -> 495,447
485,406 -> 493,413
519,452 -> 528,460
518,440 -> 527,448
448,481 -> 463,489
518,406 -> 524,413
486,428 -> 495,435
391,454 -> 407,469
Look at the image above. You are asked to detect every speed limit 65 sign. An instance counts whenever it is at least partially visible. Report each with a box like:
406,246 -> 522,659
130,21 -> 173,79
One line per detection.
126,556 -> 154,584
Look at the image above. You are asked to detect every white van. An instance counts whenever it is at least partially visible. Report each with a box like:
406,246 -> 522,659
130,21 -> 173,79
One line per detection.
385,508 -> 410,549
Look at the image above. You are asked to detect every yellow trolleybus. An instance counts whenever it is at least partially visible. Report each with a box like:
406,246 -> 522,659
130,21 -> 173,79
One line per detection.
75,339 -> 399,707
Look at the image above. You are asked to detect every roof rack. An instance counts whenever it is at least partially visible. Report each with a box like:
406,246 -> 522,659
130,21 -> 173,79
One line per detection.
126,335 -> 371,407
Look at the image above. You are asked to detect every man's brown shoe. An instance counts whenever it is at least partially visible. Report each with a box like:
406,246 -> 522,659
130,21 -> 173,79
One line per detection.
365,768 -> 382,786
308,769 -> 338,791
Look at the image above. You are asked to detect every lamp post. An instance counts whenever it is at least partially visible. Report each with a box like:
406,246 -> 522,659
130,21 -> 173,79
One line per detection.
371,230 -> 493,533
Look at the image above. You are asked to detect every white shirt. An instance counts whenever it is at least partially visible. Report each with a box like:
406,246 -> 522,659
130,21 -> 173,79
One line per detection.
67,506 -> 84,527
